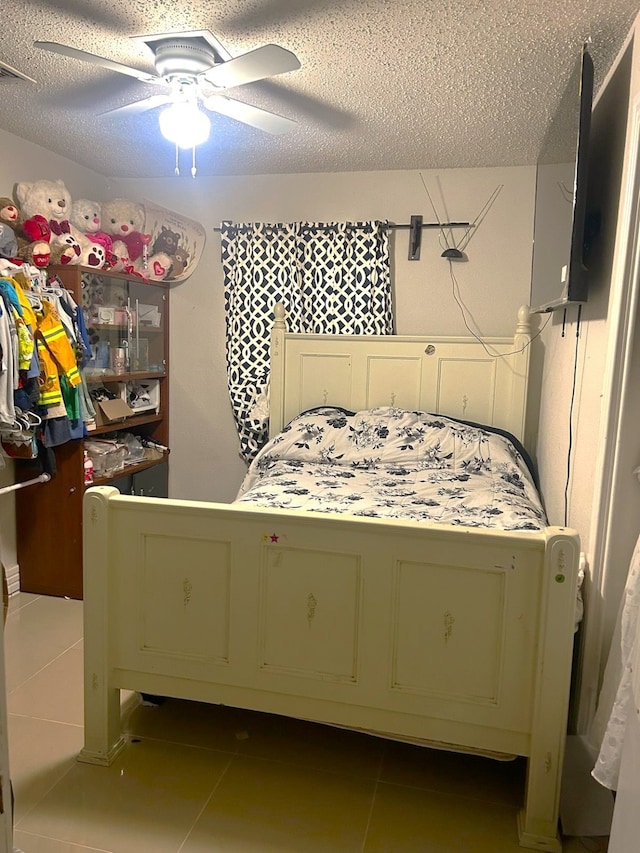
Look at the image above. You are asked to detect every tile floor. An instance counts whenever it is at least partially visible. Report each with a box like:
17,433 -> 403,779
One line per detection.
3,592 -> 608,853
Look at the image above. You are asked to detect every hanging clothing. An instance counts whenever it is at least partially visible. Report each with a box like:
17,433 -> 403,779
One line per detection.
14,309 -> 35,371
0,292 -> 16,426
35,299 -> 81,408
221,220 -> 392,462
591,532 -> 640,789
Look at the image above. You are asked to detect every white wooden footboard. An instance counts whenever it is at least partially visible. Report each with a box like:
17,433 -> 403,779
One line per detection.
81,486 -> 579,852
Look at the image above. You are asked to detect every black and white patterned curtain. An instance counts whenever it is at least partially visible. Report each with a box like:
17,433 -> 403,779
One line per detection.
221,220 -> 392,463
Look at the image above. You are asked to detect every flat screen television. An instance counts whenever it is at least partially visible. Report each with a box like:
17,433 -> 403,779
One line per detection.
530,44 -> 594,314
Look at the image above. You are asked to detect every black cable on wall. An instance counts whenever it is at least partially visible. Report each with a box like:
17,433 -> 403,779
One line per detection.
564,304 -> 583,527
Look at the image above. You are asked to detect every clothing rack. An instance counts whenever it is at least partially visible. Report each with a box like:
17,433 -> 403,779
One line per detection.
0,473 -> 51,497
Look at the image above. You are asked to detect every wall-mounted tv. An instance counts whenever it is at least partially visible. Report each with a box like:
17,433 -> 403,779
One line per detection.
530,44 -> 594,314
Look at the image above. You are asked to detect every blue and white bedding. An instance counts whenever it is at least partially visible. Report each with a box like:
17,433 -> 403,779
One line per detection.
236,407 -> 548,531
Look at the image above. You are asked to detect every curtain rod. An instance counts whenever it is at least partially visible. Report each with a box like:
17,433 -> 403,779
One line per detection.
0,472 -> 50,497
213,221 -> 470,233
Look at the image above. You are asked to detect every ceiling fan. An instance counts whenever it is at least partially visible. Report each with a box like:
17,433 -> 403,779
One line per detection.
34,30 -> 301,174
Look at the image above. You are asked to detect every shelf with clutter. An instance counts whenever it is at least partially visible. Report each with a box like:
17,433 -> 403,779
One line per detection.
84,431 -> 168,487
9,257 -> 171,599
0,174 -> 207,599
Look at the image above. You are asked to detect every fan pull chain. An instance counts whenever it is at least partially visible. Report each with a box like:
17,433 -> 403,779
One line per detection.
191,146 -> 197,178
174,143 -> 180,176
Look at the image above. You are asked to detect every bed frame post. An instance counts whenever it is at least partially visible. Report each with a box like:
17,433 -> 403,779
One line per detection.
269,301 -> 287,437
510,304 -> 532,442
518,530 -> 580,852
78,486 -> 127,766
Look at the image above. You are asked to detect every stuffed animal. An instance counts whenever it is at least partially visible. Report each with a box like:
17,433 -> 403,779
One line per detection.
49,232 -> 82,266
17,239 -> 50,268
146,252 -> 173,281
101,197 -> 174,279
0,197 -> 22,259
79,239 -> 107,269
151,225 -> 181,257
15,214 -> 52,267
101,198 -> 149,269
0,223 -> 18,259
167,246 -> 190,280
69,199 -> 113,258
15,178 -> 90,259
0,197 -> 20,230
16,178 -> 71,230
21,214 -> 51,244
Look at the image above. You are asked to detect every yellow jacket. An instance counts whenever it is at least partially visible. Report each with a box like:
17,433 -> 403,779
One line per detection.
35,300 -> 81,408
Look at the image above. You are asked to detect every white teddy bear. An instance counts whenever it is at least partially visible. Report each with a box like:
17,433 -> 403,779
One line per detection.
15,178 -> 88,264
102,197 -> 172,280
69,198 -> 115,270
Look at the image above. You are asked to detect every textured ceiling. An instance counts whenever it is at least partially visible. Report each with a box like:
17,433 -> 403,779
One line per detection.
0,0 -> 638,179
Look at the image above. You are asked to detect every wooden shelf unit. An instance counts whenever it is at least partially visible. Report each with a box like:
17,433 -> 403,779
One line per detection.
16,265 -> 170,599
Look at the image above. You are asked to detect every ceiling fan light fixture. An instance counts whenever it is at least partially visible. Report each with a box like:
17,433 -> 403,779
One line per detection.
159,100 -> 211,149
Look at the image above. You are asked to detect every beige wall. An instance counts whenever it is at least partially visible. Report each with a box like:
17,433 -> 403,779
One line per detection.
0,129 -> 108,576
113,165 -> 536,502
535,31 -> 636,661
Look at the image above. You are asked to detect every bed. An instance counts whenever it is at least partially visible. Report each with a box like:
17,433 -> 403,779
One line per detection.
80,304 -> 580,852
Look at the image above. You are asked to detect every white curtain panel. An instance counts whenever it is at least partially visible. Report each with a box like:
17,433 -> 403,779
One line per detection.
221,221 -> 392,462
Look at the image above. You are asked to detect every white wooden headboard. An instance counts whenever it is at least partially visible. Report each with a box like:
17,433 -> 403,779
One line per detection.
269,304 -> 532,443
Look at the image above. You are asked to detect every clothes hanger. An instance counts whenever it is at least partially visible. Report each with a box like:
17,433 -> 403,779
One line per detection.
23,289 -> 43,311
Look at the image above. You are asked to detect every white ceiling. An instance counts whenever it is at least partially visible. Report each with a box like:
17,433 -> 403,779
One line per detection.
0,0 -> 638,180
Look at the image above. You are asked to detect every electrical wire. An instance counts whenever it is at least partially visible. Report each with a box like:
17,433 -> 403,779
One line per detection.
446,257 -> 579,525
447,259 -> 552,357
564,304 -> 582,526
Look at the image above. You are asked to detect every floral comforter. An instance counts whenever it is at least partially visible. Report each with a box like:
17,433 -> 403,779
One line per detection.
236,407 -> 548,531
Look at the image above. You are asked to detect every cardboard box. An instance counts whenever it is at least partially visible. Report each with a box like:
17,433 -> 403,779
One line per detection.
94,397 -> 135,427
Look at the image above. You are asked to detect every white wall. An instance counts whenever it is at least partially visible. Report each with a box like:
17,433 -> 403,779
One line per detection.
536,39 -> 633,542
0,129 -> 107,577
113,166 -> 536,502
534,18 -> 640,754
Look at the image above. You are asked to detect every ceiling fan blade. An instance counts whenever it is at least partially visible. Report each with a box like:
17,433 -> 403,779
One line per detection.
203,44 -> 300,89
98,94 -> 172,117
203,95 -> 297,134
33,41 -> 160,84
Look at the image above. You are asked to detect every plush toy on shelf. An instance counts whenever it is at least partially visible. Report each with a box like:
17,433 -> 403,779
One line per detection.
145,251 -> 173,281
0,223 -> 18,259
49,231 -> 82,265
78,239 -> 107,269
17,239 -> 51,268
0,197 -> 20,231
102,197 -> 173,279
151,225 -> 180,257
0,196 -> 22,260
69,198 -> 114,258
101,197 -> 150,273
166,245 -> 189,280
15,178 -> 87,264
21,214 -> 51,244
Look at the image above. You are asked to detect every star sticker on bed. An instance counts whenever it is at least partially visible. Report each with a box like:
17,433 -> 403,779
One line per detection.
270,533 -> 279,542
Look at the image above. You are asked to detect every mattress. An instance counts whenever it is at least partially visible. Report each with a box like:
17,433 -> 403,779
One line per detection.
237,406 -> 547,532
